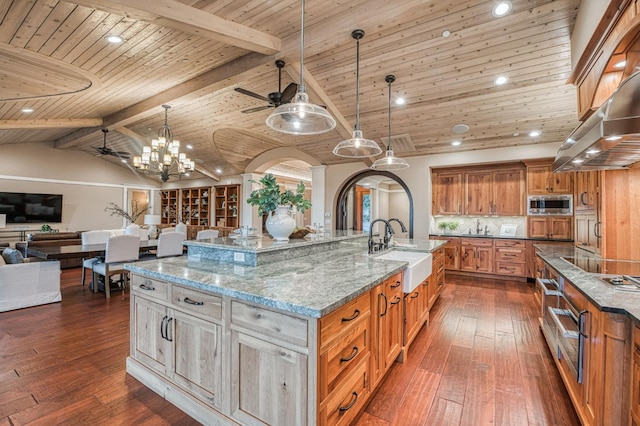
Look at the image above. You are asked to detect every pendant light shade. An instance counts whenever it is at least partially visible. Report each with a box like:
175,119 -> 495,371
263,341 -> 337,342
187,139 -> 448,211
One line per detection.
371,75 -> 409,170
333,29 -> 382,158
266,0 -> 335,135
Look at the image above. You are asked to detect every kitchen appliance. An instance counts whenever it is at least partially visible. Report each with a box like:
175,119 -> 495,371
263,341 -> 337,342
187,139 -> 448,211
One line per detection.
552,70 -> 640,172
538,276 -> 586,383
527,195 -> 573,216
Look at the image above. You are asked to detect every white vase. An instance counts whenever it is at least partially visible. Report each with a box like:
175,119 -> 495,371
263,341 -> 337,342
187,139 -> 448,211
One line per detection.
265,205 -> 296,241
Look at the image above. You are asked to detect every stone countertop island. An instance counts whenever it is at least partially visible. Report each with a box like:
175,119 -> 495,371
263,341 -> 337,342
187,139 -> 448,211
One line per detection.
125,232 -> 447,426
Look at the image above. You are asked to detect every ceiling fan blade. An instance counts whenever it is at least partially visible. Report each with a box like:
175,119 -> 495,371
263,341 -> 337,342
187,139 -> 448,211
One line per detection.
281,83 -> 298,103
113,151 -> 131,159
235,87 -> 270,102
241,105 -> 273,114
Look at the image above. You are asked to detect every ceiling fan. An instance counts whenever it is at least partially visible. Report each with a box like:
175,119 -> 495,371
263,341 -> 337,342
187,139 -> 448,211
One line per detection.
93,129 -> 131,159
235,60 -> 298,113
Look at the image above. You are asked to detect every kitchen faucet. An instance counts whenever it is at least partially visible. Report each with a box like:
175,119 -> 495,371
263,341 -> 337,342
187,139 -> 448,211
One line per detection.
387,218 -> 407,233
368,219 -> 394,254
476,219 -> 481,234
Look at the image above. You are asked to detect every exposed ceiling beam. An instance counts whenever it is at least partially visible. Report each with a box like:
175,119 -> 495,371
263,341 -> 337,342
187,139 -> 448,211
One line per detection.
0,118 -> 102,129
68,0 -> 281,55
55,52 -> 276,148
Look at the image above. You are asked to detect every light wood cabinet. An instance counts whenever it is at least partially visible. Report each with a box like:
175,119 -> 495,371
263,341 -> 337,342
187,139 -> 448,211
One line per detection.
459,238 -> 494,273
631,326 -> 640,426
214,184 -> 240,229
430,236 -> 459,270
432,164 -> 525,217
160,189 -> 179,225
527,216 -> 572,240
494,239 -> 527,277
527,164 -> 573,194
430,246 -> 445,307
181,187 -> 210,226
575,170 -> 600,213
402,290 -> 421,348
371,273 -> 403,387
432,171 -> 463,215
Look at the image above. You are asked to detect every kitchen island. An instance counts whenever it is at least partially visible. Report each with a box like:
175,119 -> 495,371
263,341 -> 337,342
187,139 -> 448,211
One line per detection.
534,244 -> 640,426
125,232 -> 446,425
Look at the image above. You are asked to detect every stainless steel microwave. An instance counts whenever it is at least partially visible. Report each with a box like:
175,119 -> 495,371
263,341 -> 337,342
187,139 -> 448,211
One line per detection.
527,195 -> 573,215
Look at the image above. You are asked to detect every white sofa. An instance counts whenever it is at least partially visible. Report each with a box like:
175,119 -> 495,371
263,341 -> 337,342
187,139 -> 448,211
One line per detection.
0,260 -> 61,312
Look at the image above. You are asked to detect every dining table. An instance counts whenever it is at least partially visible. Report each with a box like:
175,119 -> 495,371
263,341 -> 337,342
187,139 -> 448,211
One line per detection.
26,239 -> 159,261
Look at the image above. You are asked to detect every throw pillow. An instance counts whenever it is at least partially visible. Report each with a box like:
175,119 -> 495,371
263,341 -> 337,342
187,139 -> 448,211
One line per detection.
2,248 -> 24,264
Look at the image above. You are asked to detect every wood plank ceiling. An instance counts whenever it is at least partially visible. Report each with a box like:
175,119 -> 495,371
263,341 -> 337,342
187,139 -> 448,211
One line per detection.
0,0 -> 581,181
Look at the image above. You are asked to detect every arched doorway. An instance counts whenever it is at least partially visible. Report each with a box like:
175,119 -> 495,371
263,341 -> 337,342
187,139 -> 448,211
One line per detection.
335,170 -> 414,238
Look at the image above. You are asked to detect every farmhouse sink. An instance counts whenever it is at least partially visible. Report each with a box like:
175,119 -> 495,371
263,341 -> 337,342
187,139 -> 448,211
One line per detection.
375,250 -> 433,293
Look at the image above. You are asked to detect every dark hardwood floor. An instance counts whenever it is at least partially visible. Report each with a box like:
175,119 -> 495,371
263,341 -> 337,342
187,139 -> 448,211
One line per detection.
0,269 -> 579,425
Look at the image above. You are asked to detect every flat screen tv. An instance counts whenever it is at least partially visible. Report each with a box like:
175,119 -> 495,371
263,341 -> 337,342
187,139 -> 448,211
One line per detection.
0,192 -> 63,223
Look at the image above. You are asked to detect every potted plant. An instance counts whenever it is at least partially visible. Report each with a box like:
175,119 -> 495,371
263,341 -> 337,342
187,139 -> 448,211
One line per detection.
246,174 -> 311,241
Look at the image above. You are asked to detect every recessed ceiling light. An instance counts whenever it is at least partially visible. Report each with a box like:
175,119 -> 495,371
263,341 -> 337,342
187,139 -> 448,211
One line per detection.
606,135 -> 622,141
106,35 -> 123,44
586,149 -> 600,155
513,132 -> 520,136
572,158 -> 585,164
21,108 -> 33,113
395,98 -> 405,105
442,30 -> 451,38
186,144 -> 193,150
215,168 -> 222,174
614,60 -> 626,69
451,140 -> 462,146
121,159 -> 127,163
494,75 -> 509,86
529,130 -> 541,137
492,1 -> 512,17
452,123 -> 469,134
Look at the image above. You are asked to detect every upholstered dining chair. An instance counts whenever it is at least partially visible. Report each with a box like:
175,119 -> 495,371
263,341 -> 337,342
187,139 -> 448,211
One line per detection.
154,232 -> 185,258
80,230 -> 111,287
91,235 -> 140,299
196,229 -> 219,240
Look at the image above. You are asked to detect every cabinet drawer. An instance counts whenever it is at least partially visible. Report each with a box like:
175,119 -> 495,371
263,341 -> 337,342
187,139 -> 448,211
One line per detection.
319,318 -> 369,401
320,291 -> 371,350
231,301 -> 308,348
384,272 -> 404,295
495,261 -> 526,276
320,355 -> 370,426
495,248 -> 526,262
131,275 -> 169,301
172,285 -> 222,321
495,239 -> 525,249
460,238 -> 493,247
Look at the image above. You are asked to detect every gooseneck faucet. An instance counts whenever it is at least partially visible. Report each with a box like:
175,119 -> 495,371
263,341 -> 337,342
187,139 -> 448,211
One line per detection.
388,218 -> 407,233
476,219 -> 481,234
368,219 -> 394,254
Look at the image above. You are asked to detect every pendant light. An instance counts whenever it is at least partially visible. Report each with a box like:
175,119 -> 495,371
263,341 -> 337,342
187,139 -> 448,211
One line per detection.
266,0 -> 336,135
371,75 -> 410,170
333,29 -> 382,158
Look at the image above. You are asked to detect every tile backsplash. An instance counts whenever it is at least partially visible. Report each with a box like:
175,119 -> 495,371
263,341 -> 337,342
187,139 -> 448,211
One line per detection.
431,216 -> 527,237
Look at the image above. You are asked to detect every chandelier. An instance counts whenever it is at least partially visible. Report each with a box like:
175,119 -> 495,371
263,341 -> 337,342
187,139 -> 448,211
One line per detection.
133,105 -> 194,182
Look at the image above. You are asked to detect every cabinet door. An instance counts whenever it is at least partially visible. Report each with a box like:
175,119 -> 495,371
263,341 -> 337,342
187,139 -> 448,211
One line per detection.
230,331 -> 308,426
459,245 -> 477,271
475,246 -> 494,273
575,171 -> 597,212
528,217 -> 549,239
549,217 -> 572,239
631,327 -> 640,425
527,165 -> 551,194
443,238 -> 459,270
132,296 -> 171,375
465,171 -> 493,215
493,169 -> 524,215
383,289 -> 403,369
550,170 -> 573,193
433,172 -> 463,215
403,290 -> 421,346
172,310 -> 223,409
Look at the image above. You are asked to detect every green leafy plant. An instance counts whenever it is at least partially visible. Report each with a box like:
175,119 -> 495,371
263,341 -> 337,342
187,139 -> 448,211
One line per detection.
437,221 -> 459,233
246,173 -> 311,216
40,224 -> 52,233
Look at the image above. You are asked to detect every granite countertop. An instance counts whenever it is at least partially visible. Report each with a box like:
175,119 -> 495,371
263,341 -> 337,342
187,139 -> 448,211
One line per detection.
430,233 -> 573,242
127,237 -> 445,318
535,244 -> 640,324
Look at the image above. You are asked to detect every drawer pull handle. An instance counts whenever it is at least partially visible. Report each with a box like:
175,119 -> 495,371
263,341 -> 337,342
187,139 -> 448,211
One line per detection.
341,309 -> 360,322
390,296 -> 401,305
338,391 -> 359,413
391,281 -> 401,289
411,292 -> 419,299
184,297 -> 204,306
340,346 -> 359,363
380,294 -> 388,317
140,283 -> 155,291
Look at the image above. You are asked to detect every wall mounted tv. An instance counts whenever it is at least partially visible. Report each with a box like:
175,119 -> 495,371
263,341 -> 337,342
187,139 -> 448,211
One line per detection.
0,192 -> 63,223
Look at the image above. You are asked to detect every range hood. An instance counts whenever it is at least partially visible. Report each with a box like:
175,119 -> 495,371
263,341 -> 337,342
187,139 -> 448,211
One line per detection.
552,70 -> 640,172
